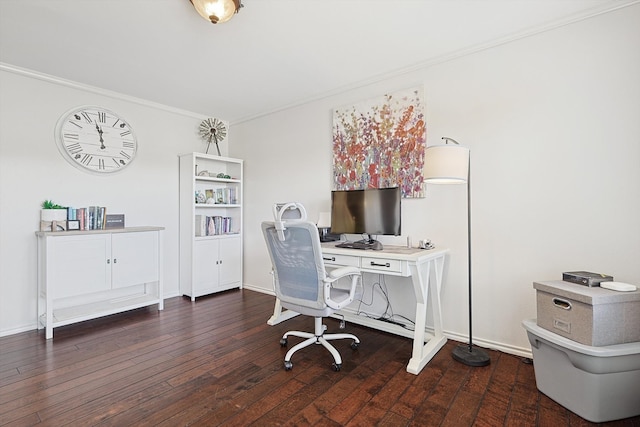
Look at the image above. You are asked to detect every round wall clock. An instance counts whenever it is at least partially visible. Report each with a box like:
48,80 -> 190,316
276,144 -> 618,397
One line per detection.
55,106 -> 137,174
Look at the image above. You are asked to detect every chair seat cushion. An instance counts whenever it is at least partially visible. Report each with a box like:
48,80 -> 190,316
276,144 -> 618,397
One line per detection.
281,301 -> 334,318
329,286 -> 353,307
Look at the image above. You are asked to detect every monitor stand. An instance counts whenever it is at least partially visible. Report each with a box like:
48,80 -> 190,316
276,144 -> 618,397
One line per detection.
357,235 -> 383,251
357,234 -> 376,245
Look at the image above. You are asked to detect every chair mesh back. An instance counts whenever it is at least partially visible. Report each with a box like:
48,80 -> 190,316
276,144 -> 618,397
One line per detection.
262,221 -> 326,310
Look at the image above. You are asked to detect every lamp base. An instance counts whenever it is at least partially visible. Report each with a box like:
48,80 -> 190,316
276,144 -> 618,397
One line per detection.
452,343 -> 491,367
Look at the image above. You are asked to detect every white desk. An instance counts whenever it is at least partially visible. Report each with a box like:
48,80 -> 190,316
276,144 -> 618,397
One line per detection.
267,243 -> 449,375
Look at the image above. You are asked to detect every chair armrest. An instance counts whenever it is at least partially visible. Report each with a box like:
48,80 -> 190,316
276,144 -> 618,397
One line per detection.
324,267 -> 361,310
327,266 -> 360,281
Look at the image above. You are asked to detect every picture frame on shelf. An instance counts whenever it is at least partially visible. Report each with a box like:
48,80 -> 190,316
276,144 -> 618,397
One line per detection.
67,220 -> 80,231
195,191 -> 206,204
105,214 -> 125,229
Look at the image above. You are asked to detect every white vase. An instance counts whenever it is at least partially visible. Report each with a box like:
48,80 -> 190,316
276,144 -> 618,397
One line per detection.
41,209 -> 67,222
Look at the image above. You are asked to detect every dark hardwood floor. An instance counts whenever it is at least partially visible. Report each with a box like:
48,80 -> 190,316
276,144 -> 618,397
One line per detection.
1,289 -> 638,426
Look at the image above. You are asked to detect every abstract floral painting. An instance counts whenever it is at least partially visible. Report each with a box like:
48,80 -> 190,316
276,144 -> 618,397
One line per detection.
332,86 -> 426,198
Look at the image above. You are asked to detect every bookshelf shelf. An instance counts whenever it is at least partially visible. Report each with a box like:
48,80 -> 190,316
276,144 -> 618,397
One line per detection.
194,203 -> 241,208
196,176 -> 241,184
194,232 -> 240,241
179,153 -> 243,301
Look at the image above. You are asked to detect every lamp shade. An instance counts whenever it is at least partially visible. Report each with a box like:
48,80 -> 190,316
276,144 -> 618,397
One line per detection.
190,0 -> 241,24
424,145 -> 469,184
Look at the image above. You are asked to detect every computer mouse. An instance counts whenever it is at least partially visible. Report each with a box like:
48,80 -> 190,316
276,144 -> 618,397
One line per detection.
371,241 -> 383,251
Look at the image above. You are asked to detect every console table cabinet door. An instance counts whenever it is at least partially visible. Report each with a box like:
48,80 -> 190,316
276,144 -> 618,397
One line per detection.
111,231 -> 160,289
50,234 -> 111,299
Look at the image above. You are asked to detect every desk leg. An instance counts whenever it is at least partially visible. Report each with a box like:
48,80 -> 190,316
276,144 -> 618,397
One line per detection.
406,255 -> 447,374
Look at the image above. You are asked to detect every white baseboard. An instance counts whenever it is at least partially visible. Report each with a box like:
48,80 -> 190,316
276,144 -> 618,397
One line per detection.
0,323 -> 38,338
243,283 -> 275,296
164,291 -> 180,299
443,330 -> 533,359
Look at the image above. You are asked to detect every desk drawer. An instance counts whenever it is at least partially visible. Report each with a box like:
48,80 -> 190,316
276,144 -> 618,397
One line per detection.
322,253 -> 360,268
362,257 -> 402,274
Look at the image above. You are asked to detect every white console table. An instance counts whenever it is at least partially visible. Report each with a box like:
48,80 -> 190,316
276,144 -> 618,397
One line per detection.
268,243 -> 449,375
36,226 -> 164,339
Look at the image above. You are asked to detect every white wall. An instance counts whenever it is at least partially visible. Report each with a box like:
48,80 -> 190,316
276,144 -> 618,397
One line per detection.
232,6 -> 640,355
0,68 -> 232,335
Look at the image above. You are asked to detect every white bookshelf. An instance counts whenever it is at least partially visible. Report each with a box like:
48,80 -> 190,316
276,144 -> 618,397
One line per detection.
179,153 -> 243,301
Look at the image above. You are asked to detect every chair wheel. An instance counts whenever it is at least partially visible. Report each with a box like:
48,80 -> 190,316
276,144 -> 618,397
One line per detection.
332,363 -> 341,372
284,360 -> 293,371
350,341 -> 359,350
280,338 -> 288,347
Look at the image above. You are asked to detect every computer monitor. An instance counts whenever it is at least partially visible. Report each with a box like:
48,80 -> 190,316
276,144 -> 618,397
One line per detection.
330,187 -> 401,243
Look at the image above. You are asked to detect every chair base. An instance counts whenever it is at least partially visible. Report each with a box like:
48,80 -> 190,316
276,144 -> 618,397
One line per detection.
281,317 -> 359,371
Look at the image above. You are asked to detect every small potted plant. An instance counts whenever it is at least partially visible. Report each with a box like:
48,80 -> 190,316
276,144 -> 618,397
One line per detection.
41,200 -> 67,223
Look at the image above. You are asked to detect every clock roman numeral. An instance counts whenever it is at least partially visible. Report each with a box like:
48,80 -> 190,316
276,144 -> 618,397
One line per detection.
80,154 -> 93,165
97,111 -> 106,123
66,142 -> 82,154
63,133 -> 79,140
67,120 -> 83,129
81,112 -> 93,124
120,151 -> 131,159
122,141 -> 135,149
120,130 -> 131,137
111,118 -> 120,128
112,158 -> 121,167
98,159 -> 105,170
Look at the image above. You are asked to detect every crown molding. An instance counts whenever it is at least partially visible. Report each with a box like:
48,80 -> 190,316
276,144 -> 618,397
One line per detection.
0,62 -> 208,120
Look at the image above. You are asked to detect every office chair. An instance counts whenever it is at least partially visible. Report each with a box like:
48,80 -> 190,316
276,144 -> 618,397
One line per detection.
262,203 -> 362,371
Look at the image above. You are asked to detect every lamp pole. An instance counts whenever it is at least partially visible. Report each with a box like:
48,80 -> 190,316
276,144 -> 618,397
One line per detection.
450,144 -> 490,367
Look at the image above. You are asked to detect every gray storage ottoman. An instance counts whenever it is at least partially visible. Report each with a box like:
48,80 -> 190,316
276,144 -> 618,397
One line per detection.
534,280 -> 640,346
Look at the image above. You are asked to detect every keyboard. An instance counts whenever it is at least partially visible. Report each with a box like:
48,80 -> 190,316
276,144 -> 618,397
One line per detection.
335,241 -> 372,250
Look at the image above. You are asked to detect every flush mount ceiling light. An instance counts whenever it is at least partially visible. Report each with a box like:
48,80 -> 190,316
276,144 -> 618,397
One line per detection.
189,0 -> 243,24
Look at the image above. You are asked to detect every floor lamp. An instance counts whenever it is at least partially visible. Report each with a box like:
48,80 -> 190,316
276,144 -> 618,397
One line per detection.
423,137 -> 491,367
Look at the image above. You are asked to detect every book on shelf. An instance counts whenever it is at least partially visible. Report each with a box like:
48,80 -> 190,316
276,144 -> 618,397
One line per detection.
215,188 -> 237,204
195,215 -> 235,236
64,206 -> 108,231
195,215 -> 207,237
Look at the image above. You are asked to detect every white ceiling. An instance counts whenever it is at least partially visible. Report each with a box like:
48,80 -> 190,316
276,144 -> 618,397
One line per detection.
0,0 -> 635,123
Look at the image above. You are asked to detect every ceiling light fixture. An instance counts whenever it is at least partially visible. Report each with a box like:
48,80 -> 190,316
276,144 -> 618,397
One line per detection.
189,0 -> 243,24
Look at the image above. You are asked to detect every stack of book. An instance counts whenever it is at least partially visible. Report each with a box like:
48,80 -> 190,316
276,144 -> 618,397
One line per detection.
195,215 -> 235,236
214,188 -> 237,204
66,206 -> 107,230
